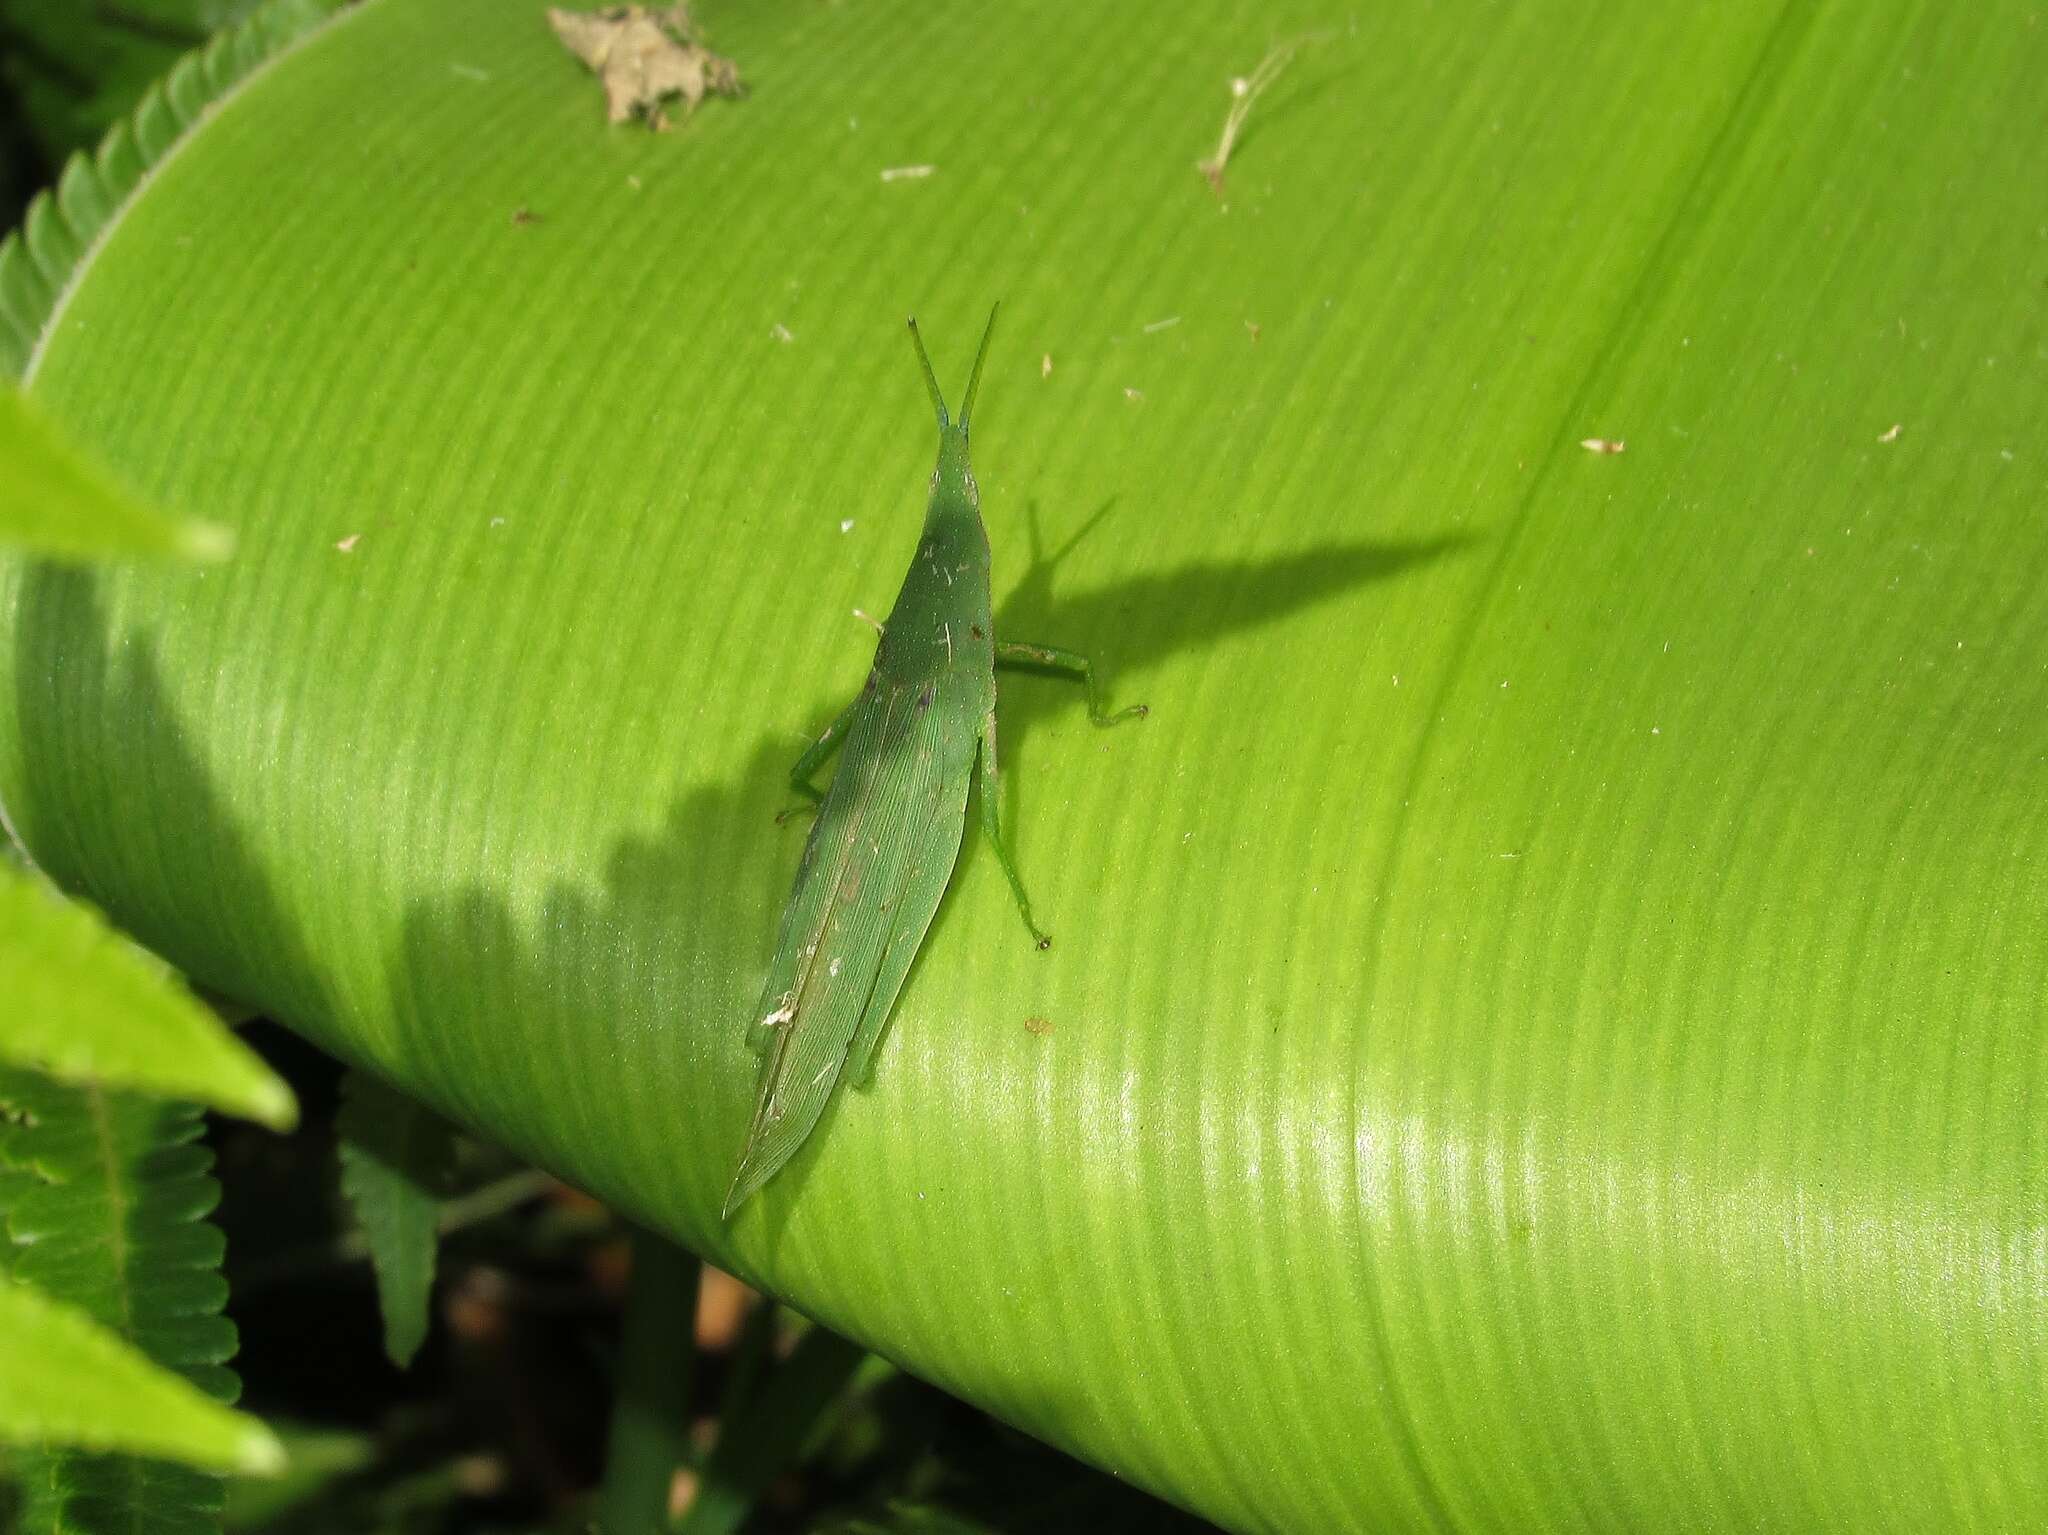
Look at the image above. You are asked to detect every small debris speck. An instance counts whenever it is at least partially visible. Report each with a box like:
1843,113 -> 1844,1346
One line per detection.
450,62 -> 490,81
1878,422 -> 1902,443
511,206 -> 539,226
490,517 -> 507,528
769,323 -> 794,343
1041,353 -> 1053,379
1245,320 -> 1262,343
627,174 -> 642,191
1580,437 -> 1626,455
880,164 -> 936,182
1143,315 -> 1182,334
839,519 -> 855,534
1024,1016 -> 1053,1037
335,534 -> 361,553
1123,386 -> 1145,401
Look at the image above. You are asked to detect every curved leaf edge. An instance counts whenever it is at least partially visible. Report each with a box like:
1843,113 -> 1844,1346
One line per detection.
0,0 -> 357,384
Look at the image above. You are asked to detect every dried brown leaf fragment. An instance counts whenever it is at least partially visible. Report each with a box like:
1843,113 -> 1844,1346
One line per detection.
548,4 -> 742,128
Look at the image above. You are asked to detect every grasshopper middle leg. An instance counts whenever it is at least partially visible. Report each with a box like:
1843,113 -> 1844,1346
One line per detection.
994,640 -> 1148,726
774,696 -> 859,824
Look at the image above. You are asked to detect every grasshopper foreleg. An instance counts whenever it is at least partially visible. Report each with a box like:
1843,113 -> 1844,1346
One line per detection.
976,711 -> 1052,950
774,695 -> 861,824
993,640 -> 1148,726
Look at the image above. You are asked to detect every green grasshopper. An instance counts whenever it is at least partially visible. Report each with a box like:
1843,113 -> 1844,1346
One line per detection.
723,307 -> 1146,1217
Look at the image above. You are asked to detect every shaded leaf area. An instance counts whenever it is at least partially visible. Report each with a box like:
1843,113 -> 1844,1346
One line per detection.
0,1067 -> 236,1532
337,1067 -> 455,1369
0,865 -> 291,1124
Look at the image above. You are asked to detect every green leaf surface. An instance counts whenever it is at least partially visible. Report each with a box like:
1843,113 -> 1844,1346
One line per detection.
0,865 -> 295,1127
0,1276 -> 282,1472
1,2 -> 2044,1532
0,1068 -> 250,1529
335,1066 -> 451,1369
0,385 -> 231,562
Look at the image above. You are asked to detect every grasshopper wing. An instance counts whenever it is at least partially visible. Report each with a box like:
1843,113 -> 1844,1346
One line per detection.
724,678 -> 976,1214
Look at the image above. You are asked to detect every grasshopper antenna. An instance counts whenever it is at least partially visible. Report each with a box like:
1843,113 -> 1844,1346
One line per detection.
906,316 -> 948,428
957,302 -> 1001,431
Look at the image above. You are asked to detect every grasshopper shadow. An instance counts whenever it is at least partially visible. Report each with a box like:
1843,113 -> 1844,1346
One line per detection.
955,506 -> 1471,931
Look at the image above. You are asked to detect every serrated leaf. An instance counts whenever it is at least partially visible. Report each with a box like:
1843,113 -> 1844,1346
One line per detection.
336,1068 -> 451,1369
0,1068 -> 250,1530
0,866 -> 295,1128
0,386 -> 231,562
0,1277 -> 281,1472
0,0 -> 351,380
0,1 -> 269,164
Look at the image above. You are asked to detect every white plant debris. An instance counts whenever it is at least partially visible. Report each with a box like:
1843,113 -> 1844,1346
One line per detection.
548,4 -> 741,128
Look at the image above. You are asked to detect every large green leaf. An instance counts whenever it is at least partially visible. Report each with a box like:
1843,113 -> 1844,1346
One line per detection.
1,2 -> 2043,1532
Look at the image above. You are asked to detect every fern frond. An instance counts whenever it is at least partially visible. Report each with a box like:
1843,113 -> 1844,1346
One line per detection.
0,1067 -> 240,1532
0,0 -> 354,383
0,868 -> 288,1120
336,1068 -> 452,1369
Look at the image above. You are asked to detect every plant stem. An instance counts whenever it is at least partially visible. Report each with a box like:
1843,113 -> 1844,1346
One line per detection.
598,1226 -> 700,1535
675,1319 -> 867,1535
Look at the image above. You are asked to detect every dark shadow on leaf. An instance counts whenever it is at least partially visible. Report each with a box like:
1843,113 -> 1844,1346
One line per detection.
8,565 -> 338,1034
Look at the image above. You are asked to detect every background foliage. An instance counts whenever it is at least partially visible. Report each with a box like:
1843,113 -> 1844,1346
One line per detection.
2,1 -> 2044,1532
